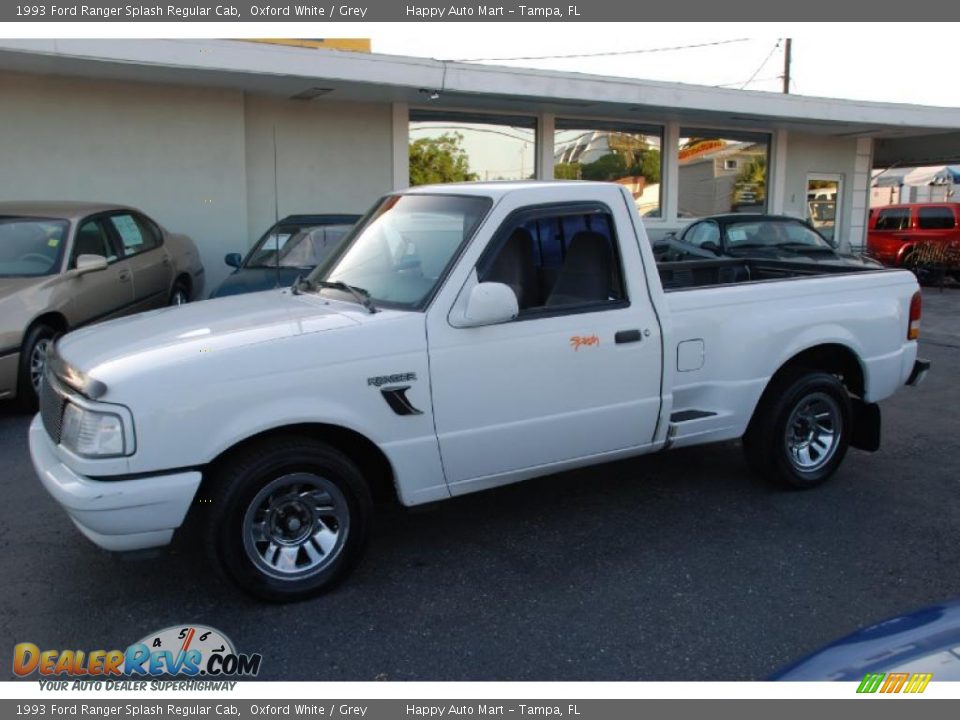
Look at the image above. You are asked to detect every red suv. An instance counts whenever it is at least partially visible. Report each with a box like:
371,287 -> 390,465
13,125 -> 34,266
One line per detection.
867,203 -> 960,268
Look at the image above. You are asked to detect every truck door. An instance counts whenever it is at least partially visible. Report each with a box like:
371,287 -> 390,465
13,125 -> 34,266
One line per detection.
426,201 -> 663,492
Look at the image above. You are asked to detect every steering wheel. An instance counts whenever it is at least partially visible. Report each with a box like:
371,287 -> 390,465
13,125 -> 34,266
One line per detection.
18,253 -> 52,265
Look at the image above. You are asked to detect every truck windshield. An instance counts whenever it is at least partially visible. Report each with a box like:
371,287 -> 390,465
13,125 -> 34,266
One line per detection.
0,217 -> 69,277
308,194 -> 492,310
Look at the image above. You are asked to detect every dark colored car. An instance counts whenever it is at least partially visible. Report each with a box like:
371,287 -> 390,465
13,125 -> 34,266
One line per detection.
772,599 -> 960,681
652,214 -> 881,269
211,214 -> 360,298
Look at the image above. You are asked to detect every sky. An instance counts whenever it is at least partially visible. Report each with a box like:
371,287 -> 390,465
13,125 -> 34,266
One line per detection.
368,22 -> 959,107
18,21 -> 960,106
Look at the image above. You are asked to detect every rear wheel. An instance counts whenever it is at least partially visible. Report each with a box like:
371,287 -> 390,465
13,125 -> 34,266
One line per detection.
204,436 -> 372,602
17,323 -> 58,411
743,369 -> 851,489
169,280 -> 190,306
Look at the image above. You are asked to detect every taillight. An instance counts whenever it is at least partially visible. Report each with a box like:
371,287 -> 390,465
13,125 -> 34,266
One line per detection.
908,291 -> 922,340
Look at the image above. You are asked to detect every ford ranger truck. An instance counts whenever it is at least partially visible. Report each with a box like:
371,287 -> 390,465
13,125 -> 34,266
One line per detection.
29,182 -> 930,602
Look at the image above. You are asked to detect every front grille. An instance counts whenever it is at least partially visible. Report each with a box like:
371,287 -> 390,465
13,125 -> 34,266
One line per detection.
39,372 -> 66,443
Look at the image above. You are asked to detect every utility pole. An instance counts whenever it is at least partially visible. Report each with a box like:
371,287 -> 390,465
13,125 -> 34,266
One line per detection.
782,38 -> 792,94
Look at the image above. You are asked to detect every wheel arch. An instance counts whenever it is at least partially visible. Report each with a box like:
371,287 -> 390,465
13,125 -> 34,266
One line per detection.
25,311 -> 69,338
748,342 -> 866,431
172,272 -> 193,299
201,422 -> 399,507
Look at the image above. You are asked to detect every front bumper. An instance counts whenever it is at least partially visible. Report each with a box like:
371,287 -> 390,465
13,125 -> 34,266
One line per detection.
29,416 -> 201,552
907,358 -> 931,387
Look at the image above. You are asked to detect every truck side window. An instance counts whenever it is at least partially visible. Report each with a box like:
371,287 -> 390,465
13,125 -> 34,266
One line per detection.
875,208 -> 910,231
917,206 -> 956,230
479,207 -> 627,315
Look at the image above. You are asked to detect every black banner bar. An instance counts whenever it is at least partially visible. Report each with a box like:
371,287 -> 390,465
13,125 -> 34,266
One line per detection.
2,0 -> 955,21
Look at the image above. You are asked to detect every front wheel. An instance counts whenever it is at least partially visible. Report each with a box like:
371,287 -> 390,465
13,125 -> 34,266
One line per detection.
204,436 -> 373,602
17,323 -> 58,411
743,370 -> 851,489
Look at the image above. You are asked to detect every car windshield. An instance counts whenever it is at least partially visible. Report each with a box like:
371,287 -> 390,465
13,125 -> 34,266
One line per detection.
246,223 -> 354,269
725,220 -> 834,252
307,194 -> 492,310
0,217 -> 69,277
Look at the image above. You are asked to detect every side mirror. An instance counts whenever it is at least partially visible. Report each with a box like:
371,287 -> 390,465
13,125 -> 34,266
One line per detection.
462,282 -> 519,327
75,254 -> 108,274
225,253 -> 243,269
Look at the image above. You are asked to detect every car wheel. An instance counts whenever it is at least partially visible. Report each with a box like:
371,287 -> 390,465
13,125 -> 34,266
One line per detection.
17,323 -> 58,411
902,251 -> 935,286
743,369 -> 851,489
169,281 -> 190,306
204,436 -> 373,602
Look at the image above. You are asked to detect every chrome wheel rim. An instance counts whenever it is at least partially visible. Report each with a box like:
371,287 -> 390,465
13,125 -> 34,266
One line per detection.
784,392 -> 841,472
242,473 -> 349,580
29,338 -> 52,393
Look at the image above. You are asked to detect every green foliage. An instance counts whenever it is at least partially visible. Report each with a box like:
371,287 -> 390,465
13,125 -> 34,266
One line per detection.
408,133 -> 478,186
580,153 -> 628,181
733,155 -> 767,206
554,162 -> 582,180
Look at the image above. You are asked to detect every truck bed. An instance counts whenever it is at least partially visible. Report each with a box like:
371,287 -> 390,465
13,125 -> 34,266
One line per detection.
657,257 -> 880,292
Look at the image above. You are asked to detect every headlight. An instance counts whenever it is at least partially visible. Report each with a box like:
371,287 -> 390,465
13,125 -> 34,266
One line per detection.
60,403 -> 127,457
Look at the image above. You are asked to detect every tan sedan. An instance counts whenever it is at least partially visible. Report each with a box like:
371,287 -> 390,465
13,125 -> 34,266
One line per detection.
0,202 -> 205,407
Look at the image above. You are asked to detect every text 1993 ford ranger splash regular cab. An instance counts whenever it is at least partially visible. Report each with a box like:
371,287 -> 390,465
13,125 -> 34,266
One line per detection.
29,182 -> 930,601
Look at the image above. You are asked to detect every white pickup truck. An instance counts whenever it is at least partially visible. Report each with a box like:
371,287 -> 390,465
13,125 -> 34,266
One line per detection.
29,182 -> 929,601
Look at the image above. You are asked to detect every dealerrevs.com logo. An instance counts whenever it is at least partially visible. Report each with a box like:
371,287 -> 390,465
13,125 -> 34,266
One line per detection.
13,625 -> 262,685
857,672 -> 933,694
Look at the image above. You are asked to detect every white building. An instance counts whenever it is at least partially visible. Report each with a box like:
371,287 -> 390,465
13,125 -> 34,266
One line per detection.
1,38 -> 959,293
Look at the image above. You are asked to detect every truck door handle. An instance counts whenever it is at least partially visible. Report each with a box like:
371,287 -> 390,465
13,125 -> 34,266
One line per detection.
118,271 -> 132,282
615,329 -> 642,344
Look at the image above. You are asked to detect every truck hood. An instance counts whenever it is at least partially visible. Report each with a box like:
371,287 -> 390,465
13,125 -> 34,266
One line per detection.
56,289 -> 363,386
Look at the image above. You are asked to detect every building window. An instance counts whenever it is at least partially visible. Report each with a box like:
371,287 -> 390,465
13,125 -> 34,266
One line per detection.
553,120 -> 663,219
409,110 -> 536,186
677,129 -> 770,217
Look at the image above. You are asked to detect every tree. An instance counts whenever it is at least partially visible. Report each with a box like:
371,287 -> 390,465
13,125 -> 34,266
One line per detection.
580,152 -> 628,181
733,155 -> 767,207
553,162 -> 581,180
408,133 -> 478,186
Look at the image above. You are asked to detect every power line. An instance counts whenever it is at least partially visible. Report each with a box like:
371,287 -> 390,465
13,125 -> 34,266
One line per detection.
740,39 -> 782,90
451,38 -> 751,63
714,75 -> 781,89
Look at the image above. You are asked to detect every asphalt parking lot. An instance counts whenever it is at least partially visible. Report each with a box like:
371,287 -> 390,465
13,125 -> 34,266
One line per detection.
2,289 -> 960,681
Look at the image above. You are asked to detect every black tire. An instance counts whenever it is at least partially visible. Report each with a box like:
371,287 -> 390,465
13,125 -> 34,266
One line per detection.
17,323 -> 58,411
743,369 -> 851,489
169,280 -> 190,306
204,436 -> 373,602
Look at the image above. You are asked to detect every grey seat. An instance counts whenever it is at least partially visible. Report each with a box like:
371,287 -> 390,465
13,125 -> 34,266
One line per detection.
545,231 -> 613,307
485,228 -> 538,309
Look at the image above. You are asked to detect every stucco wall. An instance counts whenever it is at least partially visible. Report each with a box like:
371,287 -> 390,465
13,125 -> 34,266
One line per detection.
242,95 -> 394,247
0,71 -> 396,294
780,132 -> 870,250
0,70 -> 249,293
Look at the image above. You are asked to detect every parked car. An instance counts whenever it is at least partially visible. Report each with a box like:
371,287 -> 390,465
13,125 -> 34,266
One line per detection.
653,213 -> 881,269
0,202 -> 204,408
211,214 -> 360,298
867,202 -> 960,273
772,599 -> 960,681
30,183 -> 927,601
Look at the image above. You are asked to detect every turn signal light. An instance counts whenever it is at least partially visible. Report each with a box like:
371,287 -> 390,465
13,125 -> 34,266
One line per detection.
908,291 -> 922,340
